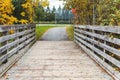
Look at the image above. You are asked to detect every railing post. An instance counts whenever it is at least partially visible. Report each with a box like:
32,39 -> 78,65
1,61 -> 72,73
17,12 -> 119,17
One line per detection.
16,26 -> 19,54
1,31 -> 8,64
34,24 -> 36,41
103,32 -> 106,62
74,25 -> 76,42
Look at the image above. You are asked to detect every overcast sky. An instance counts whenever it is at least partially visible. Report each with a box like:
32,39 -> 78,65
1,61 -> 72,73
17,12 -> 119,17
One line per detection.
49,0 -> 64,9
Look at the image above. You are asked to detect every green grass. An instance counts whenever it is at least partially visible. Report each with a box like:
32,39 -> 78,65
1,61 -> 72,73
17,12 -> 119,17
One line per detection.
36,24 -> 74,40
66,26 -> 74,41
36,26 -> 55,40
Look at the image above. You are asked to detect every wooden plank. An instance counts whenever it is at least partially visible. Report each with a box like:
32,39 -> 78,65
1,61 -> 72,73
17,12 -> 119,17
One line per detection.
0,41 -> 114,80
0,33 -> 35,54
0,24 -> 35,32
75,25 -> 120,34
0,46 -> 19,63
0,39 -> 36,77
75,32 -> 120,57
0,29 -> 34,43
75,39 -> 120,80
74,34 -> 120,68
0,36 -> 35,63
0,31 -> 24,43
0,40 -> 18,54
75,29 -> 120,45
0,25 -> 25,32
19,36 -> 35,49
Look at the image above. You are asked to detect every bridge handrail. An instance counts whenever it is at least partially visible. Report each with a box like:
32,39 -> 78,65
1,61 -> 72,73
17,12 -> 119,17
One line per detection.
74,25 -> 120,80
0,24 -> 36,76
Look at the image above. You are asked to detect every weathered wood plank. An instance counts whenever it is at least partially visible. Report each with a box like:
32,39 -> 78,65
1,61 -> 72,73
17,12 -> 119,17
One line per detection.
75,25 -> 120,34
74,33 -> 120,68
75,39 -> 120,80
0,39 -> 36,78
75,29 -> 120,45
1,41 -> 114,80
0,36 -> 35,63
0,24 -> 35,32
0,29 -> 34,43
0,32 -> 35,54
75,32 -> 120,57
19,36 -> 35,49
74,25 -> 120,80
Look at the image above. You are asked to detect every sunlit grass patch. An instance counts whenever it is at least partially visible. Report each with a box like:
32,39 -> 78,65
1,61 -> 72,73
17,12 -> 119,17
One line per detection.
66,26 -> 74,41
36,26 -> 55,40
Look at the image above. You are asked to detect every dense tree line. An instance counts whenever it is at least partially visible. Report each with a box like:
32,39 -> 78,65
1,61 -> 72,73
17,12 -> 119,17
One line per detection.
56,6 -> 73,24
34,6 -> 56,22
34,5 -> 73,24
64,0 -> 120,26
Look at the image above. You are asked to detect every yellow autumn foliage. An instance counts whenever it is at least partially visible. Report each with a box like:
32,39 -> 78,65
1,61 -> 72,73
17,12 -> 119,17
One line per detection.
40,0 -> 49,7
0,0 -> 49,25
65,0 -> 120,26
19,19 -> 28,24
20,12 -> 25,16
20,0 -> 49,24
9,30 -> 15,34
0,0 -> 18,25
21,0 -> 35,24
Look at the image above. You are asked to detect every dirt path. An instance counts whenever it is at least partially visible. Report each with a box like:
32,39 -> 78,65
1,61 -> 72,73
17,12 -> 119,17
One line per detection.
40,27 -> 68,41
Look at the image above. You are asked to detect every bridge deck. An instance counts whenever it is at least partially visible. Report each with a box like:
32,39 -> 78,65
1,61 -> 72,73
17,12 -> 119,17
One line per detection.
1,41 -> 113,80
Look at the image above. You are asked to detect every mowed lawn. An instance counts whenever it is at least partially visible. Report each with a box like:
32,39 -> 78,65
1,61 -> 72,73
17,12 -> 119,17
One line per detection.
36,24 -> 74,40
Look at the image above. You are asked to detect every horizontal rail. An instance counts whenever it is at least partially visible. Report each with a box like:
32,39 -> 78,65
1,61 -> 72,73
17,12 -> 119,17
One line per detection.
0,30 -> 33,43
75,25 -> 120,34
0,24 -> 34,32
75,29 -> 120,45
0,24 -> 36,76
0,32 -> 35,54
0,36 -> 35,63
74,31 -> 120,56
74,25 -> 120,80
75,32 -> 120,68
75,39 -> 120,80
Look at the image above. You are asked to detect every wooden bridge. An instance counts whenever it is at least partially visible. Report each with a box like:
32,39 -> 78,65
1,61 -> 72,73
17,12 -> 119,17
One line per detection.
0,24 -> 120,80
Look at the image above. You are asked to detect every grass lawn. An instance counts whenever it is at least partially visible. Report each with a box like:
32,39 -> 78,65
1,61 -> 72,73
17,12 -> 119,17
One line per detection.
36,26 -> 55,40
66,26 -> 74,41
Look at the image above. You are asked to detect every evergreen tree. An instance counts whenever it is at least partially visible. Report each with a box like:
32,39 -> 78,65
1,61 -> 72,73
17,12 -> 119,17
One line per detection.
34,4 -> 45,22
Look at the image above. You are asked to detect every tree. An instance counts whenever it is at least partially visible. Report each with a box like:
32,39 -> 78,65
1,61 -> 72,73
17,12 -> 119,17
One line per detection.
12,0 -> 49,24
0,0 -> 17,25
34,4 -> 45,22
50,6 -> 56,21
64,0 -> 120,26
12,0 -> 27,24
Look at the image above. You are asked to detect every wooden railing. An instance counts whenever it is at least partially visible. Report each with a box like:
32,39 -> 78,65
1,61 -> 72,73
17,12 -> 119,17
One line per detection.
74,25 -> 120,80
0,24 -> 36,76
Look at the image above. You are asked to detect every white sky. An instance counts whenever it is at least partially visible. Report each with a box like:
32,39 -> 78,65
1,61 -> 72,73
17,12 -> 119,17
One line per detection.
49,0 -> 64,9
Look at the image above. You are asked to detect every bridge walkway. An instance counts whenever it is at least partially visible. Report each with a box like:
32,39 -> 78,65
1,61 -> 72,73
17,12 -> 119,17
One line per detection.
1,41 -> 113,80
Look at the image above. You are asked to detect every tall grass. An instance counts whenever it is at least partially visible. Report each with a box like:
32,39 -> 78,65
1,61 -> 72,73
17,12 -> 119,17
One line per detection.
66,26 -> 74,41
